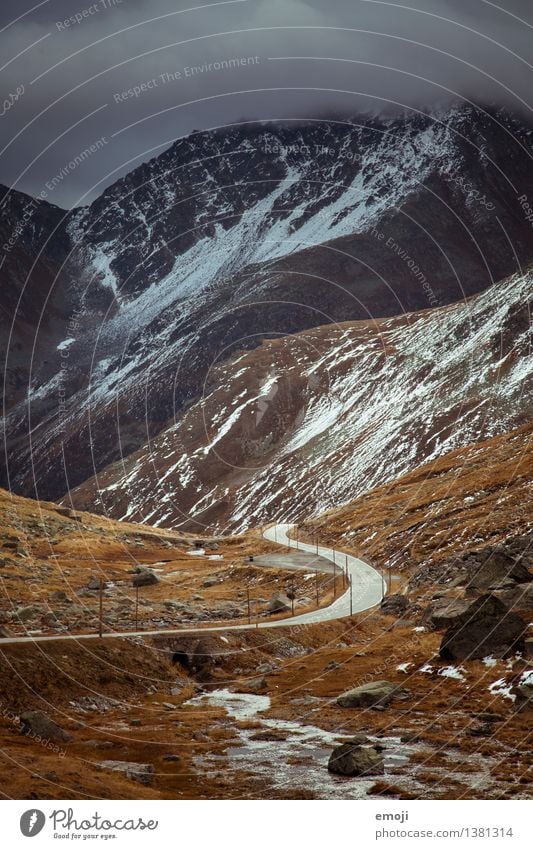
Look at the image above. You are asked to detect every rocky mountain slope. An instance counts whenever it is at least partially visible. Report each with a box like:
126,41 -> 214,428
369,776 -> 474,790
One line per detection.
67,267 -> 532,533
2,104 -> 533,507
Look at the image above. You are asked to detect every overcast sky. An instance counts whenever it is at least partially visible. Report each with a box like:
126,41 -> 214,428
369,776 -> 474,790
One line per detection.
2,0 -> 533,207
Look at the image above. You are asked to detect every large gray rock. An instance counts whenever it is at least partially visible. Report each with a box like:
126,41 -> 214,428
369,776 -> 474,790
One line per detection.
328,742 -> 384,776
424,597 -> 472,630
337,680 -> 400,708
19,710 -> 73,743
439,594 -> 526,660
132,570 -> 159,587
267,592 -> 292,613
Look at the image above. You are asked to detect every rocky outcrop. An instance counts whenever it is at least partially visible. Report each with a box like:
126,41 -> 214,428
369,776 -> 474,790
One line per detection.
411,533 -> 533,591
337,680 -> 403,708
328,742 -> 384,776
439,595 -> 526,660
19,710 -> 73,744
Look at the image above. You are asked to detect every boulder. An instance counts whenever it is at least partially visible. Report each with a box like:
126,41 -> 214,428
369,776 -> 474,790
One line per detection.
267,592 -> 292,613
381,594 -> 409,617
337,680 -> 401,708
439,594 -> 526,660
132,570 -> 159,588
424,597 -> 472,630
19,710 -> 73,743
524,638 -> 533,660
328,742 -> 384,776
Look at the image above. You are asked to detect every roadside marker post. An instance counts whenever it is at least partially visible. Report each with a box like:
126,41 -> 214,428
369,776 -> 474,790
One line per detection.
291,578 -> 295,616
135,585 -> 139,631
98,579 -> 104,638
315,570 -> 319,608
247,588 -> 251,624
350,575 -> 353,616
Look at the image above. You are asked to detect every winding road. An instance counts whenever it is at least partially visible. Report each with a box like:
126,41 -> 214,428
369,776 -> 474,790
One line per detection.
0,524 -> 385,645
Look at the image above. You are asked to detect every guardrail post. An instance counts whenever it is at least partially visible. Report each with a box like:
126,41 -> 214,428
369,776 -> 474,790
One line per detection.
98,579 -> 104,638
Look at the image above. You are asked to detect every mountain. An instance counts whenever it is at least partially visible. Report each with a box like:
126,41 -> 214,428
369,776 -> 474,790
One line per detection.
1,104 -> 533,508
0,187 -> 71,412
66,266 -> 532,532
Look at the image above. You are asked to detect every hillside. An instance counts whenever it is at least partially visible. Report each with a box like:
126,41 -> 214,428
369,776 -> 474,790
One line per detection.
66,268 -> 532,532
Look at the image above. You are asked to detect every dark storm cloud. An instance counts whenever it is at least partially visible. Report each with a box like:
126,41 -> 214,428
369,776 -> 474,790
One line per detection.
1,0 -> 533,207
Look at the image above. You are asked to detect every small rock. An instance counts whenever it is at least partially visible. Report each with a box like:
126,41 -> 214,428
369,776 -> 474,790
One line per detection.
468,722 -> 493,737
337,680 -> 402,708
132,570 -> 159,588
246,677 -> 268,692
99,760 -> 155,786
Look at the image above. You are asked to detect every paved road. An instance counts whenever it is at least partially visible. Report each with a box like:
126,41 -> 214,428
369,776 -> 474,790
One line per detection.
0,523 -> 384,645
